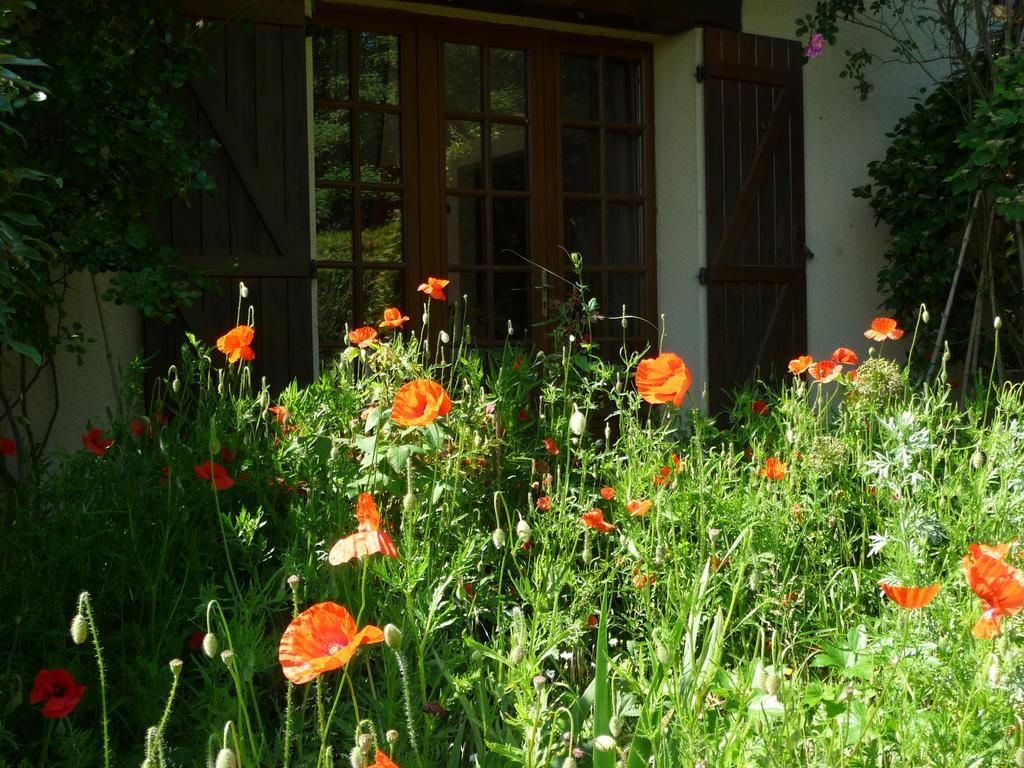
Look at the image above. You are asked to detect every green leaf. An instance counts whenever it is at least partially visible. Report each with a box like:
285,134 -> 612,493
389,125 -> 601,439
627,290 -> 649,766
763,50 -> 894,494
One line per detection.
593,587 -> 614,768
4,338 -> 41,364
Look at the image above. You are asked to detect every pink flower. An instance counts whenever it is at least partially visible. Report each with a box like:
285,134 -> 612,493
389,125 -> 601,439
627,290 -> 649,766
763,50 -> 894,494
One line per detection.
804,33 -> 826,59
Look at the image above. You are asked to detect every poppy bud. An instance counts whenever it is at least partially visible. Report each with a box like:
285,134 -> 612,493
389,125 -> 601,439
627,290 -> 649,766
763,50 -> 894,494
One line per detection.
349,746 -> 367,768
609,716 -> 622,738
654,639 -> 671,666
217,370 -> 224,395
384,624 -> 403,650
141,759 -> 155,768
508,319 -> 514,336
239,281 -> 249,299
403,491 -> 416,515
582,543 -> 593,566
492,528 -> 507,549
748,569 -> 761,591
995,315 -> 1002,330
532,674 -> 547,687
921,305 -> 929,324
764,672 -> 782,696
215,748 -> 237,768
203,632 -> 219,658
708,528 -> 721,541
562,758 -> 577,768
386,729 -> 399,745
1015,747 -> 1024,768
594,735 -> 617,753
751,665 -> 767,691
169,658 -> 183,676
220,650 -> 234,666
971,449 -> 985,470
70,614 -> 88,645
509,646 -> 524,665
569,405 -> 586,437
516,519 -> 532,542
358,733 -> 373,753
604,423 -> 611,443
171,375 -> 181,394
988,654 -> 1001,685
621,305 -> 628,329
654,545 -> 667,564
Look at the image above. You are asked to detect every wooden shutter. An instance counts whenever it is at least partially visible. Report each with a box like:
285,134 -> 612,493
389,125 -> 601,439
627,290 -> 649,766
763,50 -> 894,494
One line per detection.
146,1 -> 313,395
703,29 -> 807,413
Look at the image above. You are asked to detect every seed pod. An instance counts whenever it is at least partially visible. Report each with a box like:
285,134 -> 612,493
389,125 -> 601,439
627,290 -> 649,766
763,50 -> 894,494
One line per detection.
386,730 -> 399,745
764,672 -> 782,696
202,632 -> 219,658
287,574 -> 301,591
70,614 -> 88,645
358,734 -> 373,754
220,650 -> 234,666
384,624 -> 403,650
169,658 -> 184,676
214,748 -> 237,768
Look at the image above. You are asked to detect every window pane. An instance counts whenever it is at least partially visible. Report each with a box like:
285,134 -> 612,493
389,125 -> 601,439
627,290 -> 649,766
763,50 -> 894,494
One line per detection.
317,268 -> 354,349
563,128 -> 600,193
315,189 -> 353,261
564,199 -> 600,265
447,272 -> 488,341
607,203 -> 642,267
561,55 -> 599,121
491,123 -> 527,191
447,196 -> 485,266
359,111 -> 401,184
314,108 -> 351,182
608,272 -> 640,335
607,131 -> 639,195
359,32 -> 399,105
361,191 -> 403,263
494,272 -> 531,340
313,28 -> 349,101
447,120 -> 484,189
493,197 -> 529,264
362,269 -> 403,325
444,43 -> 482,113
605,58 -> 640,123
490,48 -> 526,116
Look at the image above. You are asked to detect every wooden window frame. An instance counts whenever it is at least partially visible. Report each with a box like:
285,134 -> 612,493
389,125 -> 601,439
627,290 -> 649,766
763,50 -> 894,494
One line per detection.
311,5 -> 657,351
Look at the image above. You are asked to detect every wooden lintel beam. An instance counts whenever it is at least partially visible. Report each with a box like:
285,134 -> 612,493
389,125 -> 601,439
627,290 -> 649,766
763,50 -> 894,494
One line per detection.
400,0 -> 742,34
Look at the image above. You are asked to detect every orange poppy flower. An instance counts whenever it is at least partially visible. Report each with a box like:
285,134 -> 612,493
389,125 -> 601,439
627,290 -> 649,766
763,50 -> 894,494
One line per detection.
760,458 -> 786,480
580,509 -> 616,532
625,498 -> 652,517
864,317 -> 904,342
962,544 -> 1024,639
328,492 -> 399,565
216,325 -> 255,363
788,355 -> 813,375
370,751 -> 399,768
536,496 -> 551,511
671,453 -> 685,473
831,347 -> 859,365
542,437 -> 560,455
0,437 -> 14,457
809,360 -> 842,383
391,380 -> 452,427
348,326 -> 379,348
193,460 -> 234,490
278,601 -> 384,684
635,352 -> 691,407
417,277 -> 450,301
379,307 -> 410,329
632,569 -> 655,588
600,486 -> 615,500
879,581 -> 940,609
82,428 -> 113,456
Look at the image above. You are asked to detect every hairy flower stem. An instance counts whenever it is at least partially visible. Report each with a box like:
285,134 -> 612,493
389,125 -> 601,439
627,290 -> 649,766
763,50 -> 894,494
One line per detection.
392,647 -> 422,764
152,665 -> 182,763
282,582 -> 301,768
317,670 -> 359,768
78,593 -> 111,768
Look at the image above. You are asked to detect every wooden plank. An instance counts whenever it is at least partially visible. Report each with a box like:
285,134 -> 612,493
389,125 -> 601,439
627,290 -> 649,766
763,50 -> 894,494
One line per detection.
172,0 -> 304,26
408,0 -> 741,34
703,61 -> 801,87
708,265 -> 802,283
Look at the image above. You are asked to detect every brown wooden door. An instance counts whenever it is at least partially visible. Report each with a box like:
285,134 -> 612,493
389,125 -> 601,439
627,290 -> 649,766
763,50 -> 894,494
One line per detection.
703,29 -> 807,412
146,3 -> 313,395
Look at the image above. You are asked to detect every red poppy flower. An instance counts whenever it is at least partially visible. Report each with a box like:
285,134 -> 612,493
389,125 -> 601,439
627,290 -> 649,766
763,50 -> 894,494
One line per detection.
962,544 -> 1024,639
30,669 -> 86,718
421,702 -> 448,718
278,602 -> 385,684
808,360 -> 842,384
586,614 -> 599,629
671,453 -> 685,473
328,492 -> 399,565
600,486 -> 615,500
864,317 -> 904,342
750,400 -> 769,416
580,508 -> 616,532
632,569 -> 655,588
512,355 -> 522,371
130,419 -> 147,437
187,631 -> 206,651
879,581 -> 940,609
216,325 -> 255,363
0,437 -> 15,457
517,408 -> 529,421
635,352 -> 691,407
391,380 -> 452,427
462,582 -> 475,599
379,307 -> 410,329
542,437 -> 560,455
625,498 -> 652,517
159,465 -> 169,484
760,458 -> 787,480
82,428 -> 112,456
831,347 -> 859,365
370,751 -> 400,768
536,496 -> 551,511
710,556 -> 732,572
193,460 -> 234,490
788,355 -> 813,375
269,405 -> 289,427
417,277 -> 450,301
348,326 -> 379,348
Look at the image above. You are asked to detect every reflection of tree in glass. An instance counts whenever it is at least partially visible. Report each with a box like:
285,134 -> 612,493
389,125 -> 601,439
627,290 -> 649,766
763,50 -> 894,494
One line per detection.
314,108 -> 351,182
359,32 -> 399,105
313,28 -> 349,100
317,269 -> 353,347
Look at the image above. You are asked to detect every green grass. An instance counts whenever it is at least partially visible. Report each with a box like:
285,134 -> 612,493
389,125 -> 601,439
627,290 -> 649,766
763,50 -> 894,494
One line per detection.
3,306 -> 1024,768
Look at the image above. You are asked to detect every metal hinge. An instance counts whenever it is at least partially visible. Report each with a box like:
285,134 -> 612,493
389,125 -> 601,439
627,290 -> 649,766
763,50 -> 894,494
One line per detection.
697,266 -> 708,285
695,64 -> 706,83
